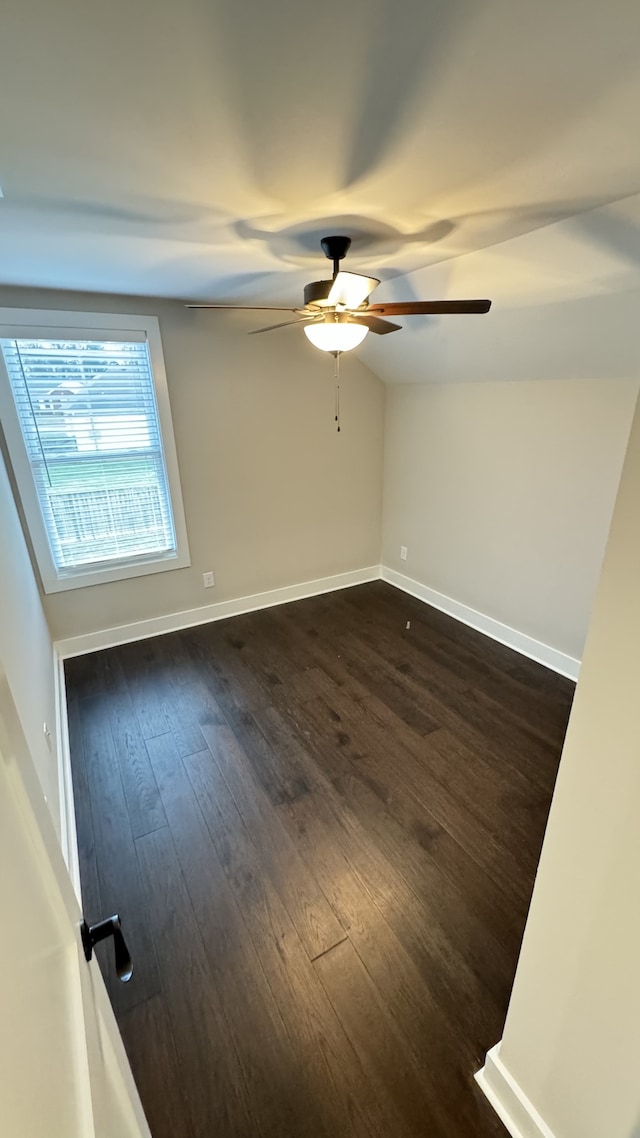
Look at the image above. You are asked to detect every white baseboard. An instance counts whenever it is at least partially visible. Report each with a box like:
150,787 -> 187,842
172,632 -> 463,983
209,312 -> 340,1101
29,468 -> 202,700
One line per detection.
476,1044 -> 557,1138
381,566 -> 580,681
53,646 -> 81,900
53,561 -> 580,683
54,566 -> 381,659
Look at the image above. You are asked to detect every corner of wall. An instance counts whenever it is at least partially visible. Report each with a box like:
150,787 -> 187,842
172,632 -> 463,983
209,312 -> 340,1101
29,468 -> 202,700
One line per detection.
53,646 -> 81,899
476,1044 -> 557,1138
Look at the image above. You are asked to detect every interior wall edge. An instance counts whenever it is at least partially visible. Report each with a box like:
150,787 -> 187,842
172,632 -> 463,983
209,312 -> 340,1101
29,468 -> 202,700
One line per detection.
53,647 -> 81,899
475,1044 -> 557,1138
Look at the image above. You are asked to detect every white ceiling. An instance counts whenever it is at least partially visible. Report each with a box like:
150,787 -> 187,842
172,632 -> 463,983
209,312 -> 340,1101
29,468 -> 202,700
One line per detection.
359,192 -> 640,383
1,0 -> 640,307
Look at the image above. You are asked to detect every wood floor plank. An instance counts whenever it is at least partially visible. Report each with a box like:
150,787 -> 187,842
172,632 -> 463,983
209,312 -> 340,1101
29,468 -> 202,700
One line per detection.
158,678 -> 210,759
338,750 -> 528,948
258,698 -> 528,951
448,682 -> 566,772
119,996 -> 194,1138
364,725 -> 535,906
314,938 -> 504,1138
225,706 -> 312,805
473,666 -> 572,746
324,590 -> 475,702
145,734 -> 249,972
100,660 -> 168,839
115,638 -> 171,740
313,583 -> 572,742
219,614 -> 301,694
316,633 -> 443,736
284,693 -> 368,779
183,744 -> 386,1138
408,726 -> 549,864
330,769 -> 515,1006
278,780 -> 505,1063
283,589 -> 563,793
135,826 -> 253,1138
201,721 -> 346,960
67,580 -> 571,1138
257,603 -> 374,698
179,625 -> 276,717
288,677 -> 534,906
350,581 -> 524,677
64,649 -> 119,701
148,732 -> 329,1138
314,940 -> 433,1138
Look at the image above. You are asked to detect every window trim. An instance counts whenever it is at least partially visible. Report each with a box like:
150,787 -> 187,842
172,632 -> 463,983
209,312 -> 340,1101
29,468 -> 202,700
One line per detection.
0,308 -> 191,593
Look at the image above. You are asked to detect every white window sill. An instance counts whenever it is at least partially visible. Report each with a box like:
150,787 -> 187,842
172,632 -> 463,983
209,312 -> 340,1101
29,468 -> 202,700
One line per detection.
42,548 -> 191,593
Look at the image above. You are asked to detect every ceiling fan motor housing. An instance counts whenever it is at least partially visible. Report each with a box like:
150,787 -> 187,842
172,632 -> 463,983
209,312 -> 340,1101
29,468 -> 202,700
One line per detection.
303,279 -> 335,307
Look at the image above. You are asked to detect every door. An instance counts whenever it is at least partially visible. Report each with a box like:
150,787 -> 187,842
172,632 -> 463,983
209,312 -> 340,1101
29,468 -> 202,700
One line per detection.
0,663 -> 151,1138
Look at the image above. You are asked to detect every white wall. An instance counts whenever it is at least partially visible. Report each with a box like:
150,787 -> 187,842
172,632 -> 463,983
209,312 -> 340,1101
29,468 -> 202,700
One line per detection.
486,386 -> 640,1138
0,287 -> 385,641
375,194 -> 640,661
382,378 -> 637,660
0,444 -> 59,830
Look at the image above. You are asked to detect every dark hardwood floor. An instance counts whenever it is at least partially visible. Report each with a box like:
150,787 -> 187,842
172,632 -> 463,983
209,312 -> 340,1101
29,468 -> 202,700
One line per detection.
65,581 -> 574,1138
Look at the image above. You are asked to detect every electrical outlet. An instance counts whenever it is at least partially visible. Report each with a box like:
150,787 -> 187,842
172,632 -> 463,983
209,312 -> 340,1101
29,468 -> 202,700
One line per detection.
202,571 -> 215,588
400,545 -> 408,561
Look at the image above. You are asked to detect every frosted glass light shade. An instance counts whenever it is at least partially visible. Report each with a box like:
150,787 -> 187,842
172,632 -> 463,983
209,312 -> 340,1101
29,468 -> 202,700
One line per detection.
304,321 -> 368,353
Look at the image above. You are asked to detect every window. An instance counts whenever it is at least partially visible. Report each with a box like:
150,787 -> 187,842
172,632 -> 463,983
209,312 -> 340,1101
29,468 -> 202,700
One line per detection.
0,310 -> 190,592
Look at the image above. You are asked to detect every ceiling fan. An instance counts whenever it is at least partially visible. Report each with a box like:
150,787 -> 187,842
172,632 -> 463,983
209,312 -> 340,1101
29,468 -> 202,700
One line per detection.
186,235 -> 492,353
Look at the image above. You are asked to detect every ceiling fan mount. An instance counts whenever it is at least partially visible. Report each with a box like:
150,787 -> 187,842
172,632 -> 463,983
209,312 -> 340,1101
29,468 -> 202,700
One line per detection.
186,235 -> 492,351
320,234 -> 352,273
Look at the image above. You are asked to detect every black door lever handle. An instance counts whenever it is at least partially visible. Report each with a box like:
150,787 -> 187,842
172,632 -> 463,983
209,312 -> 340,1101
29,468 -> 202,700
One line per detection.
80,914 -> 133,982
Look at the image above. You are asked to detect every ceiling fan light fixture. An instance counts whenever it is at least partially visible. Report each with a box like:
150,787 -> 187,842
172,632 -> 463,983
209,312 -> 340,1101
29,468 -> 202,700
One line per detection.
304,321 -> 369,353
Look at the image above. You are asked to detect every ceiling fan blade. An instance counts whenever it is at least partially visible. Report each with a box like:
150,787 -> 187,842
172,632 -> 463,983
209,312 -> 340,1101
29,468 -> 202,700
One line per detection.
350,314 -> 402,335
327,271 -> 380,309
185,304 -> 299,311
249,317 -> 319,335
368,299 -> 492,315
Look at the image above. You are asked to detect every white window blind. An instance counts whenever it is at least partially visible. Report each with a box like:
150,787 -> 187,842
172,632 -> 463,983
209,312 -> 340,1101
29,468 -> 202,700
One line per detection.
0,335 -> 178,576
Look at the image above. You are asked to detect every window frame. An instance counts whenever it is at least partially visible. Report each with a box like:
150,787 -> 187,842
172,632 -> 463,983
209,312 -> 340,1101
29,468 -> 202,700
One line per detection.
0,308 -> 191,593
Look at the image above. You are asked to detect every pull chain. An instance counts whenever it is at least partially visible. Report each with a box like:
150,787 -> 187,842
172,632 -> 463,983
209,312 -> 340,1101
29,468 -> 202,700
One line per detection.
333,351 -> 341,432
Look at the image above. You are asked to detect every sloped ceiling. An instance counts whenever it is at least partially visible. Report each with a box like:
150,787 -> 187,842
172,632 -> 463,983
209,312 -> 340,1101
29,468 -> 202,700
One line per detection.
1,0 -> 639,321
359,192 -> 640,383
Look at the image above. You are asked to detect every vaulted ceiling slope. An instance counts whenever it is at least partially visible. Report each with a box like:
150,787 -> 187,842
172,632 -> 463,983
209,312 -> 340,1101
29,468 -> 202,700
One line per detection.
361,192 -> 640,385
1,0 -> 639,306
